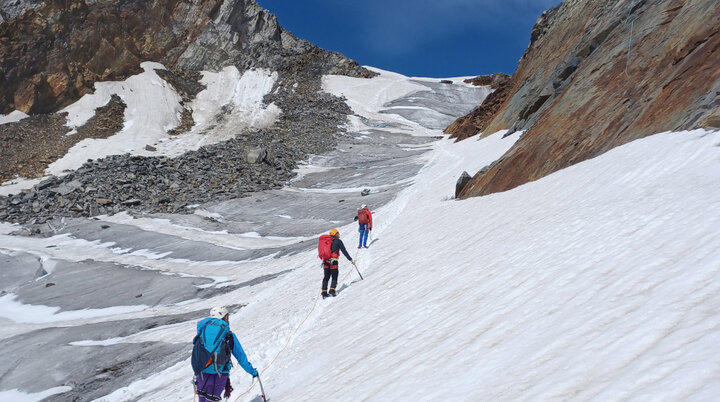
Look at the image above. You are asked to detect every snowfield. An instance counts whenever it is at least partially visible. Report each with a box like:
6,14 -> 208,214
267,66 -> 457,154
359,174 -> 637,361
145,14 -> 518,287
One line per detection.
1,68 -> 719,401
91,125 -> 720,402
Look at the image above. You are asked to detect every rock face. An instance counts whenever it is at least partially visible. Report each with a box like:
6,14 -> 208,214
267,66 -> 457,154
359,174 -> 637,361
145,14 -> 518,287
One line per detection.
455,0 -> 720,198
444,73 -> 512,141
0,0 -> 374,114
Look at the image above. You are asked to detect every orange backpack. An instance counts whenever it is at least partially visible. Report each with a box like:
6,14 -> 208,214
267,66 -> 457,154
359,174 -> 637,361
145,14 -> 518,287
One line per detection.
358,209 -> 369,224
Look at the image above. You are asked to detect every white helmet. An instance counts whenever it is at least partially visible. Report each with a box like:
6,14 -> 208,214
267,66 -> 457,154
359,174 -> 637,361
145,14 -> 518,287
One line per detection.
210,306 -> 229,320
361,204 -> 367,209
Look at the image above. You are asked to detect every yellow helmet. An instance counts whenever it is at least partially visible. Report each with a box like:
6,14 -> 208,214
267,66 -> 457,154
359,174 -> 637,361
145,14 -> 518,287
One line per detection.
329,229 -> 339,236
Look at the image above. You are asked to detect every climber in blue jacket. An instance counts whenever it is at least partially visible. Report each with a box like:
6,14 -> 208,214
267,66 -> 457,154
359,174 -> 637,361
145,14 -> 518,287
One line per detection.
193,306 -> 258,402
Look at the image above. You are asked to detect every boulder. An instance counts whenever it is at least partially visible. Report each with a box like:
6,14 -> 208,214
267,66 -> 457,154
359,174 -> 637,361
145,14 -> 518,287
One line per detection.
121,199 -> 142,206
455,171 -> 471,198
245,147 -> 267,164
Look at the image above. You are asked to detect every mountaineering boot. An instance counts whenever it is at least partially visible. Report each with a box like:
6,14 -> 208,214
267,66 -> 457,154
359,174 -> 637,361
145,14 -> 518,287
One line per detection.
329,288 -> 336,297
322,291 -> 328,299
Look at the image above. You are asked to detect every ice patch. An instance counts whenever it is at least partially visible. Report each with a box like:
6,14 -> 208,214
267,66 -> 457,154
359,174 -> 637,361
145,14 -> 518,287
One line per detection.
71,337 -> 125,347
0,294 -> 148,324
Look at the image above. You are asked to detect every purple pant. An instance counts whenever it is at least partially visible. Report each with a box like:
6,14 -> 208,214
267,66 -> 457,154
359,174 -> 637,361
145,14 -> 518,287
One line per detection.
196,373 -> 229,402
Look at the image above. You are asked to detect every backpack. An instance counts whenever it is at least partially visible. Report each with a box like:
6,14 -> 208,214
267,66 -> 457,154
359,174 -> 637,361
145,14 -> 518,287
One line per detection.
358,209 -> 369,224
318,234 -> 334,260
191,319 -> 234,375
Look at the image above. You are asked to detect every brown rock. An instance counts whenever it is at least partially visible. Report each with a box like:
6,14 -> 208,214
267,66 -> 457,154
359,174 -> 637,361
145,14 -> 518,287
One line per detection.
462,73 -> 511,89
0,0 -> 374,115
700,112 -> 720,129
46,72 -> 71,98
456,0 -> 720,199
95,198 -> 113,205
13,78 -> 39,113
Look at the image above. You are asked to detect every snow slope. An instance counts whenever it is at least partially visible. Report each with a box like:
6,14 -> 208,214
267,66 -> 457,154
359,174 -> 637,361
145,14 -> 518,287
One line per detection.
230,128 -> 719,401
1,68 -> 718,401
100,72 -> 720,401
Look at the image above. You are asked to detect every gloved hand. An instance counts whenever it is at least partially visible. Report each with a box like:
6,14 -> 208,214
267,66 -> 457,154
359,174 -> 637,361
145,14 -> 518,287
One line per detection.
224,377 -> 234,398
251,367 -> 258,377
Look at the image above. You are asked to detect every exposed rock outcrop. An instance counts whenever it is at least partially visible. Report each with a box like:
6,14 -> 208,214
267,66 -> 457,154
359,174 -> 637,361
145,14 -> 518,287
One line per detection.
0,0 -> 374,114
455,0 -> 720,198
444,73 -> 512,141
0,94 -> 125,183
462,73 -> 510,89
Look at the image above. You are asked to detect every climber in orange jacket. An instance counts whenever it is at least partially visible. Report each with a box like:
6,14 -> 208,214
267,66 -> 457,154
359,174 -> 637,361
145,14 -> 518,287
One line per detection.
354,204 -> 373,248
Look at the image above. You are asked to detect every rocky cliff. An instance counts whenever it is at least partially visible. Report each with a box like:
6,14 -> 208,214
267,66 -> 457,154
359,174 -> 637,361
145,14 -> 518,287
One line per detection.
0,0 -> 376,222
450,0 -> 720,198
0,0 -> 372,114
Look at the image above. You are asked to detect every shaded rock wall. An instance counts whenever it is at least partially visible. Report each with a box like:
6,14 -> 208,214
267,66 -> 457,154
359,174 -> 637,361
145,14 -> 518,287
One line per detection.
0,0 -> 373,114
455,0 -> 720,198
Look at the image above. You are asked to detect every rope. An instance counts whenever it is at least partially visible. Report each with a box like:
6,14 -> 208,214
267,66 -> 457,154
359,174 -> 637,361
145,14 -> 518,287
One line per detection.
232,250 -> 362,401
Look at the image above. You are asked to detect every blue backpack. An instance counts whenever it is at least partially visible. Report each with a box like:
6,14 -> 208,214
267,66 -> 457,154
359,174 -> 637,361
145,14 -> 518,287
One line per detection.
191,319 -> 233,374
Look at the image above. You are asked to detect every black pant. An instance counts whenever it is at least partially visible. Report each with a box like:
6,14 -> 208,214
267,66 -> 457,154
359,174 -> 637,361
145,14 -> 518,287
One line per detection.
322,268 -> 339,293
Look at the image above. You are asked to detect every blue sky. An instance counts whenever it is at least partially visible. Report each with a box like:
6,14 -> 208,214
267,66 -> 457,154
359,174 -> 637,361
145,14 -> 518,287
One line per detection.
255,0 -> 562,78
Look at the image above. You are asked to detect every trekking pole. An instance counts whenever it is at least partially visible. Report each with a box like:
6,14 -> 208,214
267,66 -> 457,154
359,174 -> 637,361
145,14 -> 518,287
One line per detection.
257,375 -> 267,402
352,261 -> 364,280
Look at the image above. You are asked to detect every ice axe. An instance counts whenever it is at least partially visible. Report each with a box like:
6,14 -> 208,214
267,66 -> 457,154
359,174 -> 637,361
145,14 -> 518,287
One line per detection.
352,261 -> 364,280
257,375 -> 267,402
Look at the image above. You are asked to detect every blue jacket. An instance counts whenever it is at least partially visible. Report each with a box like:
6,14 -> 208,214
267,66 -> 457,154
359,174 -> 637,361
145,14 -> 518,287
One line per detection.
196,317 -> 257,376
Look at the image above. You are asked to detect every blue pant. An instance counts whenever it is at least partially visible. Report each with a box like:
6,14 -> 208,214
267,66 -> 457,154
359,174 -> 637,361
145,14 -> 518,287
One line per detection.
358,223 -> 370,247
